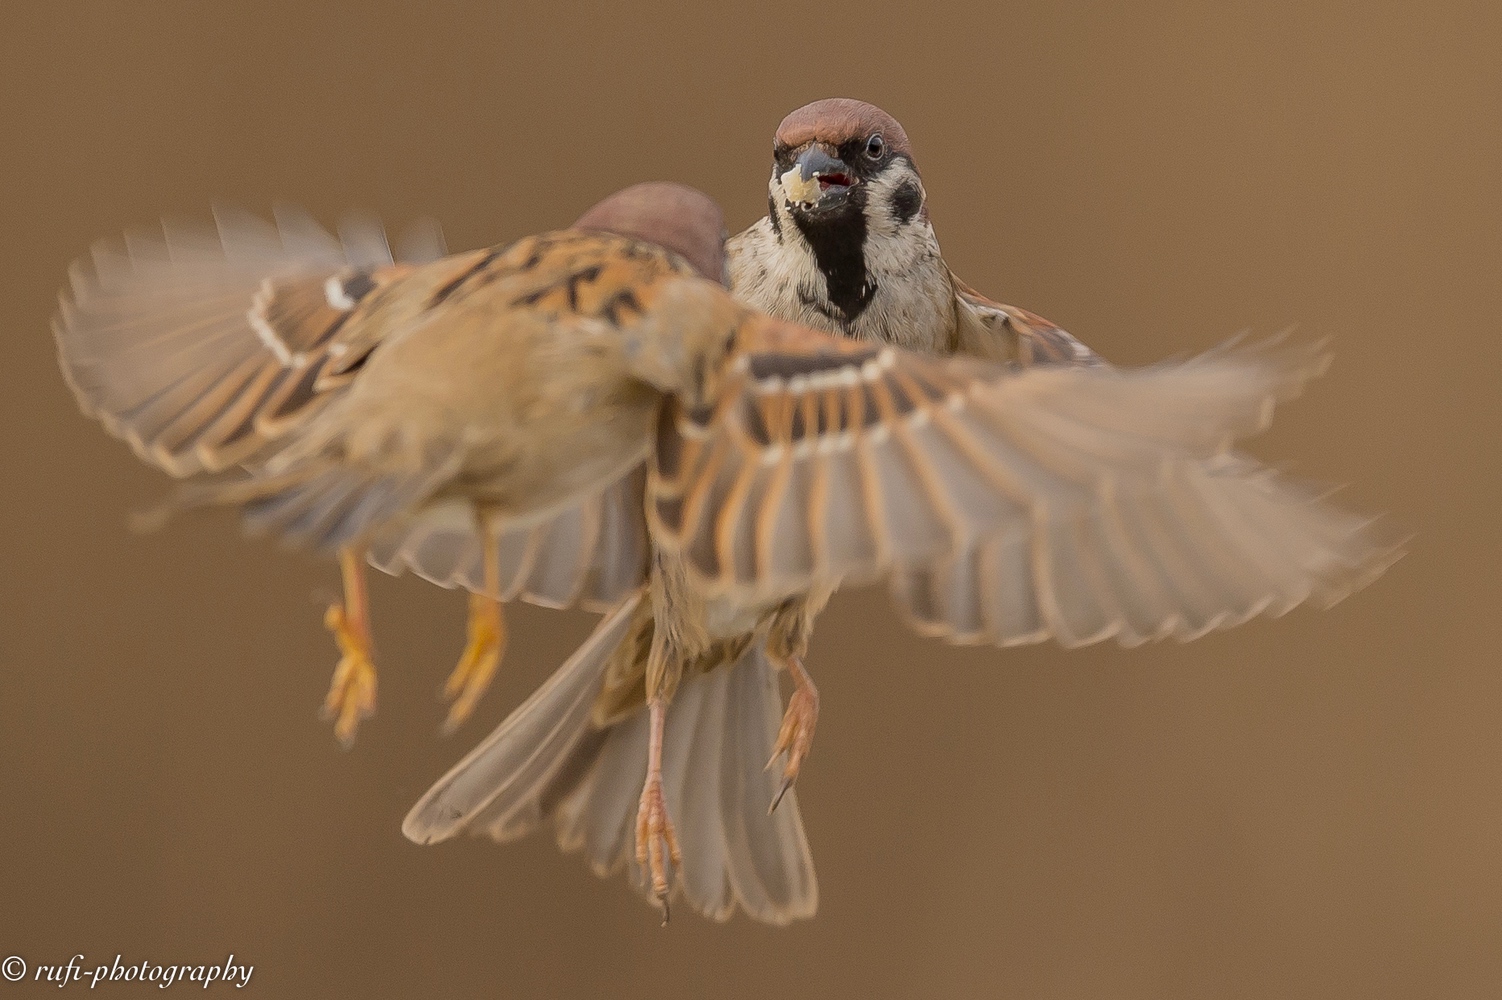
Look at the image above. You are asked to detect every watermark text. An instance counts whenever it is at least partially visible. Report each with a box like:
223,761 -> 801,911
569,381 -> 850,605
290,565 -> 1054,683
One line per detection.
2,954 -> 252,989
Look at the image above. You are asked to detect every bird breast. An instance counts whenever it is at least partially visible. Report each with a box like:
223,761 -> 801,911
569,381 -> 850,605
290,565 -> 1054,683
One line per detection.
728,216 -> 954,352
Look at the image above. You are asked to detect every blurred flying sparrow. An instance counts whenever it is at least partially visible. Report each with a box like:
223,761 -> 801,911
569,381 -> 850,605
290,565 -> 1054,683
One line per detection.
55,176 -> 1397,924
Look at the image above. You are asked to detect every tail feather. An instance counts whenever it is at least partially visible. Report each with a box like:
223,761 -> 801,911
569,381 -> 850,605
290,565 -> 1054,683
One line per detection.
403,594 -> 643,842
403,590 -> 818,924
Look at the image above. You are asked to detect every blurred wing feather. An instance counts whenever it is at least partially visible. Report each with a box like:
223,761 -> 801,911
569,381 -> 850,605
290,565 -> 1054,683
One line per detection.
54,206 -> 444,476
367,464 -> 652,612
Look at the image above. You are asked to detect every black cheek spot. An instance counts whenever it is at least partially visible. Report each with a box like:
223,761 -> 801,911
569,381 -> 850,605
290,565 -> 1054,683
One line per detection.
892,181 -> 922,225
767,194 -> 782,242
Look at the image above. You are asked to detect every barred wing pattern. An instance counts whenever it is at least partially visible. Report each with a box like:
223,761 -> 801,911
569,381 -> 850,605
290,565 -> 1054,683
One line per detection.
54,205 -> 447,477
649,330 -> 1400,647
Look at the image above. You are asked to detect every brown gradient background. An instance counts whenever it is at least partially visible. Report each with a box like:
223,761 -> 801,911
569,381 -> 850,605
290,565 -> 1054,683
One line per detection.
1,2 -> 1497,997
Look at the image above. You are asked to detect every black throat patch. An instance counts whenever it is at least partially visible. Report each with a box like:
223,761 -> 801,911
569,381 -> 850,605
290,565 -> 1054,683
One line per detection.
790,200 -> 875,325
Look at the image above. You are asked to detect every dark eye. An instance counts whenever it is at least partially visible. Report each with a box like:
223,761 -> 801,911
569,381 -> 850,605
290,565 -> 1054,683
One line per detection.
865,134 -> 885,159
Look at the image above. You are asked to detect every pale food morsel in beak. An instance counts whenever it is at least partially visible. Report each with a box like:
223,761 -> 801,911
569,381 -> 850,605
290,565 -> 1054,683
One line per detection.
780,164 -> 824,207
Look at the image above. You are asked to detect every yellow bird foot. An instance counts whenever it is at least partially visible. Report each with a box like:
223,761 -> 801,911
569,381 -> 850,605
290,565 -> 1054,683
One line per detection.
321,602 -> 377,748
440,592 -> 506,734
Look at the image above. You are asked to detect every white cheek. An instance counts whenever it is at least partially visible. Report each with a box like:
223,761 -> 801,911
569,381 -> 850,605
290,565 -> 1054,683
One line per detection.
862,168 -> 933,261
863,213 -> 938,275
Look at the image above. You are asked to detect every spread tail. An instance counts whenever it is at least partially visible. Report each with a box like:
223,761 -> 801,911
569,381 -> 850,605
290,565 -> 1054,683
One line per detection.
403,590 -> 818,924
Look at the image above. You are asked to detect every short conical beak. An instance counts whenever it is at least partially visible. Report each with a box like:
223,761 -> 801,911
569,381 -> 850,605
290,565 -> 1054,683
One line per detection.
780,144 -> 856,212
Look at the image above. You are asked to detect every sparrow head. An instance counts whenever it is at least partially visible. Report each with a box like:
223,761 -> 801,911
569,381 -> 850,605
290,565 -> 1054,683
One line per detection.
573,182 -> 729,285
770,99 -> 923,226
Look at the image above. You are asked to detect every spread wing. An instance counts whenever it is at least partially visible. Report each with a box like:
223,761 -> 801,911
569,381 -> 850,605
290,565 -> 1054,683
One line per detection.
54,205 -> 448,477
56,210 -> 656,610
648,325 -> 1401,648
950,272 -> 1102,368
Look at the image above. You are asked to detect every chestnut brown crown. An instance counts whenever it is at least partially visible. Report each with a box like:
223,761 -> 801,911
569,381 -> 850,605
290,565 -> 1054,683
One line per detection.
774,98 -> 915,162
572,182 -> 728,285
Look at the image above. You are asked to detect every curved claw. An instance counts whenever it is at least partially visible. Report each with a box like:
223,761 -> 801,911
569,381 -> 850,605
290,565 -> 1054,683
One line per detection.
769,775 -> 796,815
765,656 -> 818,812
